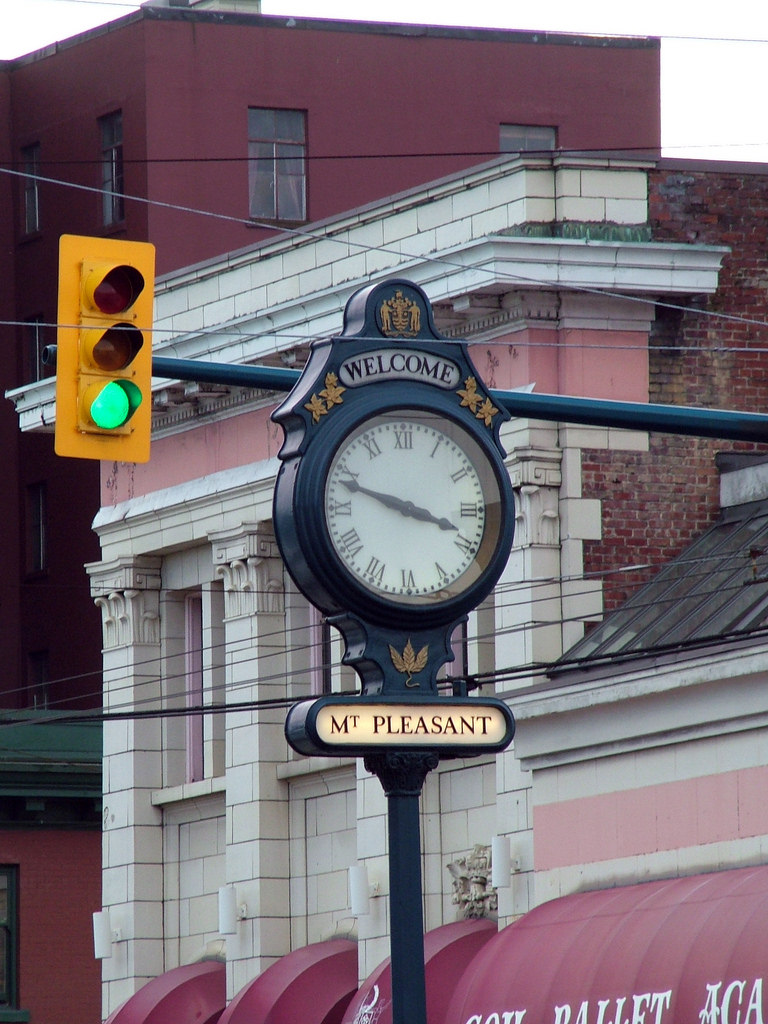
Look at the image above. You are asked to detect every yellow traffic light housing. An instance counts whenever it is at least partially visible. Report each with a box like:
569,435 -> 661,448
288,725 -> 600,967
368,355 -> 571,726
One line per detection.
55,234 -> 155,462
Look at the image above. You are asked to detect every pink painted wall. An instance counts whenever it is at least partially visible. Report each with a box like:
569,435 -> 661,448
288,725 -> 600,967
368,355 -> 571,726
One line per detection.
101,404 -> 281,505
104,327 -> 649,505
481,329 -> 650,400
533,765 -> 768,870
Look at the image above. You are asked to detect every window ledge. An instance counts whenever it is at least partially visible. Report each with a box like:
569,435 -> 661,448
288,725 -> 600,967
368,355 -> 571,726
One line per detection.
0,1009 -> 31,1022
151,775 -> 226,806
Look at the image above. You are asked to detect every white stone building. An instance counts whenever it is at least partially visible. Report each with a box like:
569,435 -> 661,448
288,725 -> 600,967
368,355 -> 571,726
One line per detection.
9,153 -> 732,1022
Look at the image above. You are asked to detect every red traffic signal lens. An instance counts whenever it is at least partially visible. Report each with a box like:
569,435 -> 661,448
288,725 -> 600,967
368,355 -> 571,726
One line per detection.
84,324 -> 143,371
90,265 -> 145,315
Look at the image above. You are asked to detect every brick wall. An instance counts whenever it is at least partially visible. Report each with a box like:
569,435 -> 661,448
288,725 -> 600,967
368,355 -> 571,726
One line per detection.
0,829 -> 101,1023
582,166 -> 768,610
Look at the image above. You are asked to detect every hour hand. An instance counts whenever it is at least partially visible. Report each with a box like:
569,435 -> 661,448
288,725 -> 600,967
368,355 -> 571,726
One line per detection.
339,478 -> 457,530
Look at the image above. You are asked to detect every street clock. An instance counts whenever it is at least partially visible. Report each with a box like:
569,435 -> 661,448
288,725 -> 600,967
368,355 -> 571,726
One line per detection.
273,279 -> 515,755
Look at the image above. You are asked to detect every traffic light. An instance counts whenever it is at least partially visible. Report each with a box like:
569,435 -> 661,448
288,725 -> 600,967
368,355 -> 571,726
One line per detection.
55,234 -> 155,462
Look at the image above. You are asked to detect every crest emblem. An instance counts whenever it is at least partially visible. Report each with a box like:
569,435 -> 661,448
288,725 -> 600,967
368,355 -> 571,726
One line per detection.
379,290 -> 421,337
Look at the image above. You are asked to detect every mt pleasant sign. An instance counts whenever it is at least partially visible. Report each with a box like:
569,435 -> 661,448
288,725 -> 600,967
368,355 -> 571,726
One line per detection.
285,695 -> 515,758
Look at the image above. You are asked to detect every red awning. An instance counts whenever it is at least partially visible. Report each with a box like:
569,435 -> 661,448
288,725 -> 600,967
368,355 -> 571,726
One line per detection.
104,960 -> 225,1024
218,938 -> 357,1024
341,918 -> 496,1024
447,865 -> 768,1024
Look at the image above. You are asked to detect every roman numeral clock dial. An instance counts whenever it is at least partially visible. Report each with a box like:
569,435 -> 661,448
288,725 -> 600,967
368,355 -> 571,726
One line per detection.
324,410 -> 503,607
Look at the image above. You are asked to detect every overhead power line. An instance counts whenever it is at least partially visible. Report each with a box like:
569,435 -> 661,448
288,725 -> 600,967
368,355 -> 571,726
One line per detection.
2,541 -> 756,718
4,164 -> 768,344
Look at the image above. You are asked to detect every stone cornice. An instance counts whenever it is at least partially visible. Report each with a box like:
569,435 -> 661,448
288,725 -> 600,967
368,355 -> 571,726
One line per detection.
7,156 -> 726,437
509,636 -> 768,771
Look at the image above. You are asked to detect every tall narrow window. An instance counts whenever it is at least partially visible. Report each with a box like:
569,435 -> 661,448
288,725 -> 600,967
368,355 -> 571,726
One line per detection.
248,108 -> 306,222
100,111 -> 124,226
0,867 -> 20,1010
25,482 -> 46,574
25,316 -> 50,383
185,593 -> 204,783
444,619 -> 469,694
499,124 -> 557,154
26,651 -> 49,709
309,606 -> 333,696
21,142 -> 40,234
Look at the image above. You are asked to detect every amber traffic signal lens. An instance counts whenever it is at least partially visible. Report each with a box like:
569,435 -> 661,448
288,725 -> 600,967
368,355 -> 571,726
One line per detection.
90,325 -> 144,371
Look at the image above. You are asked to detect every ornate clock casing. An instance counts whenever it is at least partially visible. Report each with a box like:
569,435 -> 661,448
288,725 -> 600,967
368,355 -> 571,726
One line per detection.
272,279 -> 515,702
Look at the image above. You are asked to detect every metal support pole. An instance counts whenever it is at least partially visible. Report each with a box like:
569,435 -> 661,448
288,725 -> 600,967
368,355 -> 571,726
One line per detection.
147,355 -> 768,443
39,348 -> 768,443
364,752 -> 439,1024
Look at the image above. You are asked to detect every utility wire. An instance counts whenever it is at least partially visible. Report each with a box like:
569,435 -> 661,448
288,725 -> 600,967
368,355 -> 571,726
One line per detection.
7,541 -> 758,717
2,128 -> 765,717
3,164 -> 767,342
7,621 -> 768,729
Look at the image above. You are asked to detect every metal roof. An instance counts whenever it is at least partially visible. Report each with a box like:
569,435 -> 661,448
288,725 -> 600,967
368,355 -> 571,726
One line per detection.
558,498 -> 768,668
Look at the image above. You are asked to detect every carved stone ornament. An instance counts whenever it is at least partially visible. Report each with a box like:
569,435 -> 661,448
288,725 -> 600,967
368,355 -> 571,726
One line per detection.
515,484 -> 560,548
210,523 -> 285,619
447,844 -> 498,920
508,446 -> 562,548
88,557 -> 161,650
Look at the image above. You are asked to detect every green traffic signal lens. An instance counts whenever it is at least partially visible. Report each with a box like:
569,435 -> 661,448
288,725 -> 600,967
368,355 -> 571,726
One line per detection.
91,382 -> 131,429
85,380 -> 143,430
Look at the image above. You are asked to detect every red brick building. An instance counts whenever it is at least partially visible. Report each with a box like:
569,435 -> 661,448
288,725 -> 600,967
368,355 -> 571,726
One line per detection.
0,716 -> 101,1023
582,164 -> 768,612
0,9 -> 662,1022
1,7 -> 661,714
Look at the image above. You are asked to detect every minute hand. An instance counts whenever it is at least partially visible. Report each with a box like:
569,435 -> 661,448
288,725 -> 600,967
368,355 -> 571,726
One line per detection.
340,478 -> 457,531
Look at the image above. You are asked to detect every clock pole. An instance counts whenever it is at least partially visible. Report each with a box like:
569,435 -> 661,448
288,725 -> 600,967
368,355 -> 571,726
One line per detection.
364,751 -> 439,1024
273,279 -> 516,1024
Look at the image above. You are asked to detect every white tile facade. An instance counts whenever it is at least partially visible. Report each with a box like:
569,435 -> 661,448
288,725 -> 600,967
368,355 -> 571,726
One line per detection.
61,156 -> 732,1016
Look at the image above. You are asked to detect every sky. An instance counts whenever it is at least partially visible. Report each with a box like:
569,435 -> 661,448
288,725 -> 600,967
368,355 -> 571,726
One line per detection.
2,0 -> 768,161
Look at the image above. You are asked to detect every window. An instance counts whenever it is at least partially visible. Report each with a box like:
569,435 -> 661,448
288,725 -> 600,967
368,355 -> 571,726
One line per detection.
162,582 -> 225,788
25,317 -> 51,384
0,868 -> 20,1011
499,124 -> 557,154
25,483 -> 46,574
309,606 -> 333,696
185,593 -> 204,783
100,111 -> 124,225
248,108 -> 306,221
444,619 -> 469,694
26,652 -> 49,710
20,143 -> 40,234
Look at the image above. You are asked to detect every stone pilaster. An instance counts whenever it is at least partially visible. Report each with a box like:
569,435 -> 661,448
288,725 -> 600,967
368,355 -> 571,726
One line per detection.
210,523 -> 290,998
496,432 -> 564,679
87,556 -> 165,1017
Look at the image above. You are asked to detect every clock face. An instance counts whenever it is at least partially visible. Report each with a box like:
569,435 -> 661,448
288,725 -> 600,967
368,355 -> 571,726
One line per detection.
323,409 -> 505,607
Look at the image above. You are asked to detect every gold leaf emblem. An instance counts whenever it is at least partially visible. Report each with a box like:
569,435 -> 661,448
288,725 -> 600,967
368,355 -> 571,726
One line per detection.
380,290 -> 421,337
305,372 -> 346,423
457,376 -> 498,426
477,396 -> 499,427
304,394 -> 328,423
389,638 -> 429,688
319,372 -> 345,408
